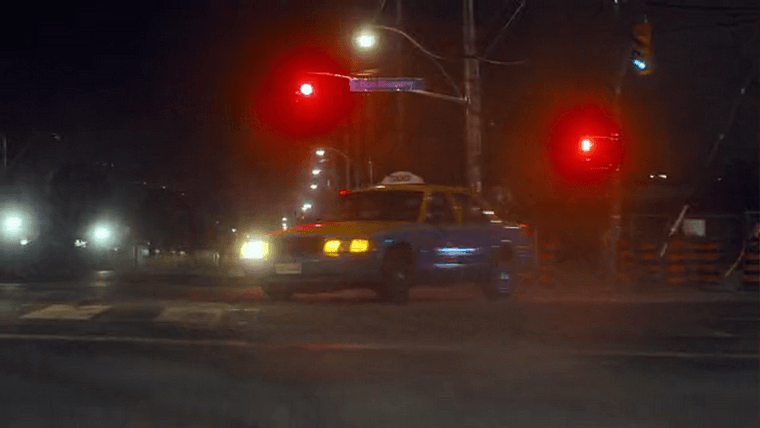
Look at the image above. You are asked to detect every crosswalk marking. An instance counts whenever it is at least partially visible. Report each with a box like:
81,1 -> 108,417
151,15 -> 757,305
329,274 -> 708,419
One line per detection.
21,304 -> 111,320
15,302 -> 239,325
153,303 -> 233,326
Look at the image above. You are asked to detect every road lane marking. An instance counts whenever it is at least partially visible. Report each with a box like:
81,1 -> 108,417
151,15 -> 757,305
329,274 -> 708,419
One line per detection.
675,329 -> 737,338
21,304 -> 111,320
154,303 -> 232,326
0,334 -> 755,360
0,333 -> 249,347
291,342 -> 462,352
574,349 -> 758,360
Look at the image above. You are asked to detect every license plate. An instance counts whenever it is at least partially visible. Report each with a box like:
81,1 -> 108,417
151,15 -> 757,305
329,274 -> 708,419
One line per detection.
275,262 -> 302,274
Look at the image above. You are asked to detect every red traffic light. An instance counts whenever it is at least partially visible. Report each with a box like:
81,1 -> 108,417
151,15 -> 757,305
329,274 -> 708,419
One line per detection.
254,46 -> 356,140
298,82 -> 314,97
547,104 -> 623,184
580,138 -> 593,154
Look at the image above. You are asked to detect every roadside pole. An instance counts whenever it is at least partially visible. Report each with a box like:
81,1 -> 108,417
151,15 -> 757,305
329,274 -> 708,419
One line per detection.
608,10 -> 633,292
463,0 -> 483,193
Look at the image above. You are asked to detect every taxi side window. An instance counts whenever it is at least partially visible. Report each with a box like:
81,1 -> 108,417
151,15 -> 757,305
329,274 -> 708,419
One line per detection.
453,193 -> 491,225
425,192 -> 456,224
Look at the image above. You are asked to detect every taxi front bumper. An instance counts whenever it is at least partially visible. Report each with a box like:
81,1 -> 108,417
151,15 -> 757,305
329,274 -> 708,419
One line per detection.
236,257 -> 271,277
260,251 -> 383,293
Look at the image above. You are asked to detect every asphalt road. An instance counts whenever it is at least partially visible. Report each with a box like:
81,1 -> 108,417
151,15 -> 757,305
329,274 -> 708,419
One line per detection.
0,273 -> 757,427
0,337 -> 756,427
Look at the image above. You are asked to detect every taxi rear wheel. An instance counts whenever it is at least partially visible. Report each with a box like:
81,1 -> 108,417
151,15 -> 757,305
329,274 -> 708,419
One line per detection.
378,247 -> 413,304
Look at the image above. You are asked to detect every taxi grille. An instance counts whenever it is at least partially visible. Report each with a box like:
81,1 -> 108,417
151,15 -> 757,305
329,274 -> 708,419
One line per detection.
272,236 -> 324,259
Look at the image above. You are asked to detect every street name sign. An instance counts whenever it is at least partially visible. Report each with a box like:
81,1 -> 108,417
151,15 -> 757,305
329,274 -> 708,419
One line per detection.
349,77 -> 426,92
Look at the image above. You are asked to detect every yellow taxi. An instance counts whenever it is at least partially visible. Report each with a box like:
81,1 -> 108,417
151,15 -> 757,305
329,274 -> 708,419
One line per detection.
243,172 -> 532,303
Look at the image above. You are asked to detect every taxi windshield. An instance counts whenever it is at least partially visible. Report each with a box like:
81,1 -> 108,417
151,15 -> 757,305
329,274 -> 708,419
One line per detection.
336,190 -> 423,222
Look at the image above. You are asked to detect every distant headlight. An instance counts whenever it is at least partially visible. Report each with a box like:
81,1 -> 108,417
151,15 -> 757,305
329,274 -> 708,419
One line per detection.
241,240 -> 269,259
89,223 -> 115,247
0,207 -> 39,245
4,216 -> 22,234
94,227 -> 111,241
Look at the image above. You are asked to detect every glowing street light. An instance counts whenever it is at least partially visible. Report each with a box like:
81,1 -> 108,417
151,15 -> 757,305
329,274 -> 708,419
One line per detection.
315,148 -> 326,157
312,168 -> 321,176
355,31 -> 377,50
301,203 -> 313,212
310,183 -> 318,190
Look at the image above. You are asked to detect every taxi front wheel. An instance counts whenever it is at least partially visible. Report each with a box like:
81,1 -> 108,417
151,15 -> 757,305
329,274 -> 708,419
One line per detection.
378,247 -> 413,304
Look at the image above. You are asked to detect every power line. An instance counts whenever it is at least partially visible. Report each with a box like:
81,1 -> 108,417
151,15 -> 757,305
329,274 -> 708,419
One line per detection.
646,2 -> 758,13
476,57 -> 528,66
482,0 -> 526,60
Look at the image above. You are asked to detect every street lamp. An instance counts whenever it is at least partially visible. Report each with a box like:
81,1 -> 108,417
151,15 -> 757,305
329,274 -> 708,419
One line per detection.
349,23 -> 484,192
310,183 -> 318,190
314,147 -> 352,190
354,31 -> 377,50
312,168 -> 321,176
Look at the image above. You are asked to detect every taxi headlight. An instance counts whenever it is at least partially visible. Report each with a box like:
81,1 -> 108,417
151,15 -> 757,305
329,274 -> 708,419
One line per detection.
349,239 -> 370,253
323,239 -> 342,255
241,240 -> 269,259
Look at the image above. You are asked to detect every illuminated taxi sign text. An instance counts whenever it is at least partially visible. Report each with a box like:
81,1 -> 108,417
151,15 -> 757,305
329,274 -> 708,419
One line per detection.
380,172 -> 425,185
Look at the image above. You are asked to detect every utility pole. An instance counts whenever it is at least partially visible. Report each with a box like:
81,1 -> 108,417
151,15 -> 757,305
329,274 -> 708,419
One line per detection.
395,0 -> 405,154
607,9 -> 633,290
463,0 -> 483,193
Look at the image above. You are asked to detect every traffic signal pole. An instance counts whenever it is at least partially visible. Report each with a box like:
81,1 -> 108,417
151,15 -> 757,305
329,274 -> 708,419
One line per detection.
607,59 -> 627,290
463,0 -> 483,193
395,0 -> 405,156
606,12 -> 641,290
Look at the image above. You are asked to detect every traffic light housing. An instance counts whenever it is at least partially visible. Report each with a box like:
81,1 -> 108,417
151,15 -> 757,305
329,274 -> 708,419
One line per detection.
631,21 -> 653,75
577,134 -> 622,171
254,47 -> 356,140
580,138 -> 593,154
547,104 -> 623,185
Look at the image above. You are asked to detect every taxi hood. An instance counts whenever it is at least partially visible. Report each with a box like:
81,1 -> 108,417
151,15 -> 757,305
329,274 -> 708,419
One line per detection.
271,221 -> 410,237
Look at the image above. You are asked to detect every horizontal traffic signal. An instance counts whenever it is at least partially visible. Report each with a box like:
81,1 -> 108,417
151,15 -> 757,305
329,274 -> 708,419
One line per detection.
254,47 -> 356,140
547,104 -> 623,185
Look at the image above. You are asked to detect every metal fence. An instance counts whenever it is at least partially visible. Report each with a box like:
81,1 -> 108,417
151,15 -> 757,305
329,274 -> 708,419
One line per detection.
534,211 -> 759,290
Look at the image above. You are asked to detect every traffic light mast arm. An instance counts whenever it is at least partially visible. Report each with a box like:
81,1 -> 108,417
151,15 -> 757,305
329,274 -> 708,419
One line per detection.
368,25 -> 464,99
409,90 -> 467,104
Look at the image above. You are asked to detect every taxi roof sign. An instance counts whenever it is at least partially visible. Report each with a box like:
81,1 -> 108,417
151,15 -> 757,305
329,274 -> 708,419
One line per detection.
380,172 -> 425,185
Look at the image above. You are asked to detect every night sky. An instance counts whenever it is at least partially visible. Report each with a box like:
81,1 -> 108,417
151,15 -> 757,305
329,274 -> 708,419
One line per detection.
0,0 -> 757,224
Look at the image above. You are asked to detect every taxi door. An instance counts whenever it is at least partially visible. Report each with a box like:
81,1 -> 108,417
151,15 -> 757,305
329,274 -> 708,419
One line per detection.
449,192 -> 498,278
414,191 -> 462,285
